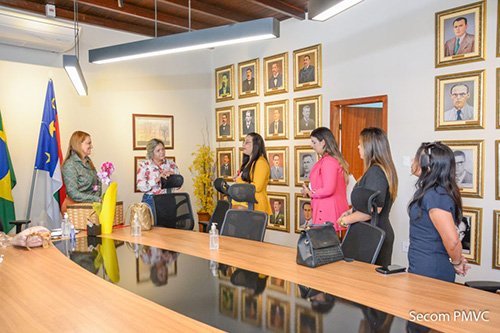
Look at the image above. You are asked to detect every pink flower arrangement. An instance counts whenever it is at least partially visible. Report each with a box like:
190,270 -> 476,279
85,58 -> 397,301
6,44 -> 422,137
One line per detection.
97,161 -> 115,185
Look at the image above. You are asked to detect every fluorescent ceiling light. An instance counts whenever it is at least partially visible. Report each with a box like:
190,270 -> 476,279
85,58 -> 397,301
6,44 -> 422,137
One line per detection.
309,0 -> 364,21
63,55 -> 88,96
89,18 -> 279,64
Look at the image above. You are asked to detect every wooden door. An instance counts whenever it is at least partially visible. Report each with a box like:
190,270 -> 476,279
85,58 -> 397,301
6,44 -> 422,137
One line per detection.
330,96 -> 387,180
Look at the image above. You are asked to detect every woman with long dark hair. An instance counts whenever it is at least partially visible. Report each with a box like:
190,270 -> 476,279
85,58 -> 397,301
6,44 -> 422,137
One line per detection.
301,127 -> 349,232
408,142 -> 469,282
337,128 -> 398,266
235,133 -> 271,214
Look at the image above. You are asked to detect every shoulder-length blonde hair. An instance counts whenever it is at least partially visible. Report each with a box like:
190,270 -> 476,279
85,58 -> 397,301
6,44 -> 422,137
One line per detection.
359,127 -> 398,200
64,131 -> 95,170
310,127 -> 349,183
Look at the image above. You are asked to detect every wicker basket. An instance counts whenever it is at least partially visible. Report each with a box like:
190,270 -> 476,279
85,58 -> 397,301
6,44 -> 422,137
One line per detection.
66,201 -> 124,230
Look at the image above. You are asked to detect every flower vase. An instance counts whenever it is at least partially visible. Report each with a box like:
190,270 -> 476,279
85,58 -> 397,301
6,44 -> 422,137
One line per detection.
100,237 -> 120,283
100,181 -> 117,234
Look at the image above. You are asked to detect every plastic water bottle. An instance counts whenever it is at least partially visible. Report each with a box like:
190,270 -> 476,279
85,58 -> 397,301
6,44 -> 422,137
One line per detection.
69,219 -> 76,241
209,260 -> 218,276
62,213 -> 70,237
209,223 -> 219,250
131,213 -> 141,237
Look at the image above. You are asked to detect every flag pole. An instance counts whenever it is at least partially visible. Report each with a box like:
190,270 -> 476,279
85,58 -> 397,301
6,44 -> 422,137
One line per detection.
26,168 -> 37,219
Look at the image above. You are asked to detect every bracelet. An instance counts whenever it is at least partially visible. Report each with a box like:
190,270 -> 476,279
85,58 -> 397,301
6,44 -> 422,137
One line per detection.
339,218 -> 347,228
449,258 -> 461,266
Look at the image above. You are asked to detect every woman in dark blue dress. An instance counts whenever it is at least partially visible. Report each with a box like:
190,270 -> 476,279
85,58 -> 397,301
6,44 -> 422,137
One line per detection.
408,142 -> 469,282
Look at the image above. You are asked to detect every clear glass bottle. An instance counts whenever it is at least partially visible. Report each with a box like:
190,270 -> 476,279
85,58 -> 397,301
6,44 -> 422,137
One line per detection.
131,213 -> 141,237
209,223 -> 219,250
62,213 -> 70,237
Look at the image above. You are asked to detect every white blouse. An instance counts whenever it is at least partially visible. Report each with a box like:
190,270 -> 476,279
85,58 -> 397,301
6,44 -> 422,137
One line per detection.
136,159 -> 179,195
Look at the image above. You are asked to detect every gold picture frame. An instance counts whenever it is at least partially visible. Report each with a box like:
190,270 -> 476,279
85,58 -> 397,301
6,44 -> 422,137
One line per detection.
267,276 -> 290,294
435,1 -> 485,67
295,193 -> 311,234
241,290 -> 262,326
496,69 -> 500,129
293,44 -> 322,91
294,146 -> 318,186
267,192 -> 290,233
239,103 -> 260,140
296,305 -> 322,333
461,207 -> 482,265
219,284 -> 238,318
132,114 -> 174,150
216,147 -> 236,181
215,64 -> 234,102
134,155 -> 175,193
264,99 -> 289,140
215,106 -> 234,142
496,140 -> 500,200
435,70 -> 484,130
442,140 -> 483,198
294,95 -> 322,139
264,52 -> 288,96
493,210 -> 500,270
267,146 -> 289,186
266,296 -> 290,333
238,58 -> 259,98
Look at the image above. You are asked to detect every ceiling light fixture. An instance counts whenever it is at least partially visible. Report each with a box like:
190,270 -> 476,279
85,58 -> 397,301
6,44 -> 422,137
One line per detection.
309,0 -> 364,21
63,0 -> 87,95
89,17 -> 279,64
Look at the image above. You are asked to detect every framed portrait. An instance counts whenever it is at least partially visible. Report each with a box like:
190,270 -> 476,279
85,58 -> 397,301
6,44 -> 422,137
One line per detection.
264,52 -> 288,96
241,290 -> 262,326
215,64 -> 234,102
219,284 -> 238,318
267,147 -> 289,186
294,146 -> 318,186
296,305 -> 322,333
435,1 -> 485,67
215,106 -> 234,142
442,140 -> 483,198
496,69 -> 500,129
295,194 -> 312,234
267,192 -> 290,233
267,276 -> 290,294
216,148 -> 236,181
132,114 -> 174,150
238,58 -> 259,98
134,155 -> 175,193
493,210 -> 500,270
238,147 -> 245,171
496,140 -> 500,200
264,99 -> 289,140
435,70 -> 484,130
239,103 -> 260,140
266,296 -> 290,333
461,207 -> 482,265
293,44 -> 322,91
294,95 -> 322,139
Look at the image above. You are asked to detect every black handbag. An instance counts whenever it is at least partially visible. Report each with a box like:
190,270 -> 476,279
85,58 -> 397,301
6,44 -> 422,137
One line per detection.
296,222 -> 344,267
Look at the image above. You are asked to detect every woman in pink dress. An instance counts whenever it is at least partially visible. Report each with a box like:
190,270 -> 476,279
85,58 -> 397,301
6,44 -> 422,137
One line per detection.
302,127 -> 349,235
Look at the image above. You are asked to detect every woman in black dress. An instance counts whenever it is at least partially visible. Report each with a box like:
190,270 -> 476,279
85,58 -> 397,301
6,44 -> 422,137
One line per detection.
336,128 -> 398,266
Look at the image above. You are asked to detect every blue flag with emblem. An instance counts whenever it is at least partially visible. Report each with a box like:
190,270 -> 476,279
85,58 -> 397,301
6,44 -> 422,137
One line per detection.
0,110 -> 16,233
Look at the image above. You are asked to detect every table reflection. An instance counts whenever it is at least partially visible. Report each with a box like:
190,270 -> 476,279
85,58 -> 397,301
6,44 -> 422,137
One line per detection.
55,237 -> 432,333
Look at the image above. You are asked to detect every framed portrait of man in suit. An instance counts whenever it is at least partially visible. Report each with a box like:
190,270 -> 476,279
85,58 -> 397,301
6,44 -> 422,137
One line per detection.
496,140 -> 500,200
239,103 -> 260,140
435,70 -> 484,130
296,305 -> 322,333
219,284 -> 238,318
293,44 -> 321,91
294,194 -> 312,234
266,296 -> 290,333
264,52 -> 288,96
238,58 -> 259,98
494,210 -> 500,270
267,192 -> 289,233
461,207 -> 482,265
264,99 -> 288,140
215,64 -> 234,102
294,146 -> 318,187
267,147 -> 288,186
442,140 -> 483,198
216,148 -> 235,181
241,290 -> 262,326
294,95 -> 322,139
215,106 -> 234,142
435,2 -> 484,67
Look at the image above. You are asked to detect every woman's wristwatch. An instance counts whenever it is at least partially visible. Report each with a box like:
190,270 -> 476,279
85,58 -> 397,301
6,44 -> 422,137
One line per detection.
449,258 -> 461,266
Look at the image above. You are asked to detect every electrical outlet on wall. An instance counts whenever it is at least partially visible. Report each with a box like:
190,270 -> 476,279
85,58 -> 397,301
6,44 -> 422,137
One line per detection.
401,240 -> 409,253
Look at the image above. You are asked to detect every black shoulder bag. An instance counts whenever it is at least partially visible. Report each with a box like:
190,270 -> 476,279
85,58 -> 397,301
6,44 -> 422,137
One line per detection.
296,222 -> 344,267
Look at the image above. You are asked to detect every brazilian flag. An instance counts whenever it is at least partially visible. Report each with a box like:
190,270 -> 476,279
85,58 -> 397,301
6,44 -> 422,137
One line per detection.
0,110 -> 16,233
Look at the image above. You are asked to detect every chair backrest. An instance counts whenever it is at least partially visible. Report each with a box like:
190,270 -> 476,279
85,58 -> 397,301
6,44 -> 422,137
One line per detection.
153,192 -> 194,230
207,200 -> 231,232
228,184 -> 257,210
220,209 -> 268,241
341,222 -> 385,264
160,174 -> 184,194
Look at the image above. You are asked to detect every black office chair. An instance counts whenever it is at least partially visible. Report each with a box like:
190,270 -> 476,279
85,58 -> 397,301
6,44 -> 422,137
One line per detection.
206,178 -> 231,233
8,219 -> 31,233
154,175 -> 194,230
341,188 -> 385,264
220,184 -> 268,241
464,281 -> 500,294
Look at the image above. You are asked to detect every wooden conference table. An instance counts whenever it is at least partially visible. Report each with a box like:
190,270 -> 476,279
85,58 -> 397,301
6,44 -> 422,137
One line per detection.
1,227 -> 498,332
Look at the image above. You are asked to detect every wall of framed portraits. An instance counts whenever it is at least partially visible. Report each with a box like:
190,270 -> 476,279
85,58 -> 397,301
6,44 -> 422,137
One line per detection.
210,0 -> 500,282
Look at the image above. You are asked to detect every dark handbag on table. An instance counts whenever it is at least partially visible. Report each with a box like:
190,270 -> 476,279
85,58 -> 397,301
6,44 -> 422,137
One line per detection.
296,222 -> 344,267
